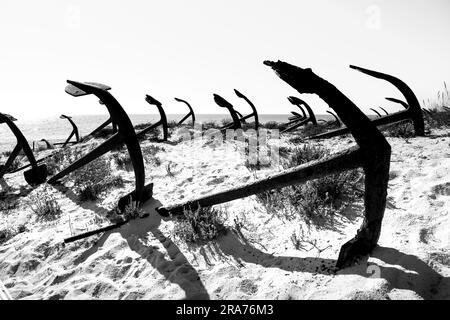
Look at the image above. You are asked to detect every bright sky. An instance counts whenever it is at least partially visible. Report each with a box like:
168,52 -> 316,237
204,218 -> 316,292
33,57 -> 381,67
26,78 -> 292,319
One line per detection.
0,0 -> 449,120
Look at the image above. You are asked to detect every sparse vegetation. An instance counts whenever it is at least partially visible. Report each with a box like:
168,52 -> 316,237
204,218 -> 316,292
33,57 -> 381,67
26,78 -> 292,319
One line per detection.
142,145 -> 165,166
0,227 -> 15,245
28,185 -> 62,220
70,157 -> 124,202
121,201 -> 146,220
384,122 -> 415,138
256,144 -> 362,225
173,206 -> 226,244
202,121 -> 222,130
261,121 -> 285,130
112,152 -> 133,171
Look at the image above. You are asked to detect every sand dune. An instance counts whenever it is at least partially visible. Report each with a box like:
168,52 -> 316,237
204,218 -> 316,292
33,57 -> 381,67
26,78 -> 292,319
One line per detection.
1,127 -> 449,300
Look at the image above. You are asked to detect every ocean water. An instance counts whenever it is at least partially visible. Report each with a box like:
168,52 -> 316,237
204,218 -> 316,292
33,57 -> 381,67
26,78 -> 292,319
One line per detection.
0,113 -> 332,153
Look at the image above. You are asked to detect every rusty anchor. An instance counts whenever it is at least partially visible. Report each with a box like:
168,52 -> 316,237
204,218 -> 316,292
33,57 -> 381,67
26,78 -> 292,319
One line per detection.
370,108 -> 382,118
174,97 -> 196,127
219,90 -> 260,131
0,113 -> 47,185
39,139 -> 55,150
379,107 -> 389,116
135,95 -> 168,142
156,60 -> 391,269
77,85 -> 118,142
47,81 -> 153,211
281,96 -> 318,133
310,65 -> 425,139
327,110 -> 341,127
287,101 -> 307,123
214,94 -> 242,130
53,114 -> 80,147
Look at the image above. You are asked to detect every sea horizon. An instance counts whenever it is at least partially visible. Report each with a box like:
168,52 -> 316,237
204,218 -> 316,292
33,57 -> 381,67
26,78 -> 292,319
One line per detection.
0,113 -> 334,153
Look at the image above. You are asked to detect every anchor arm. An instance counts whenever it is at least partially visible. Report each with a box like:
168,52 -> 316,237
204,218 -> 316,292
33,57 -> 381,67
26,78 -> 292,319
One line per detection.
145,95 -> 168,141
60,114 -> 80,145
214,94 -> 242,130
156,147 -> 364,215
234,89 -> 259,131
174,97 -> 195,126
350,65 -> 424,136
50,81 -> 151,210
370,108 -> 382,118
264,60 -> 391,268
327,110 -> 341,126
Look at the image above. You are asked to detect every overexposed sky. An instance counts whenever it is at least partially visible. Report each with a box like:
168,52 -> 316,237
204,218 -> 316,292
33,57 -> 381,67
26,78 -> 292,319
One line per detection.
0,0 -> 449,120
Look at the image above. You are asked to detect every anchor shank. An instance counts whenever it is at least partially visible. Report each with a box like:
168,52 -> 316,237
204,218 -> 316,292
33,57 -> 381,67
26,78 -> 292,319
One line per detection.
48,133 -> 122,184
157,148 -> 363,216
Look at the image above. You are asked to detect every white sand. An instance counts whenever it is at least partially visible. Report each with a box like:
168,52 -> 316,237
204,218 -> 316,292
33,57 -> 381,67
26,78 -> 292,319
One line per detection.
0,127 -> 449,300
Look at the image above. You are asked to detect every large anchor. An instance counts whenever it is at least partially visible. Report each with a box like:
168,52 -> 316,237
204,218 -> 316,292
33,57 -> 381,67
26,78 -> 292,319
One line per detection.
281,96 -> 317,133
138,95 -> 168,142
310,65 -> 425,139
370,108 -> 382,118
79,88 -> 118,142
221,90 -> 259,131
219,90 -> 259,131
0,113 -> 47,185
156,60 -> 391,269
53,114 -> 80,147
214,94 -> 242,130
379,107 -> 389,116
287,101 -> 307,122
327,110 -> 341,127
174,98 -> 195,127
47,81 -> 153,211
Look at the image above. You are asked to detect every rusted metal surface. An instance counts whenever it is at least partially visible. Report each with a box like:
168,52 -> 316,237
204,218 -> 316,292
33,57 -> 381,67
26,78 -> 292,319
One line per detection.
174,97 -> 195,127
56,114 -> 80,147
40,139 -> 55,149
0,113 -> 47,185
281,96 -> 317,133
48,81 -> 153,211
370,108 -> 382,118
327,110 -> 341,127
214,94 -> 242,130
218,90 -> 260,130
233,89 -> 259,130
310,66 -> 424,139
379,107 -> 389,116
157,60 -> 391,269
140,95 -> 168,142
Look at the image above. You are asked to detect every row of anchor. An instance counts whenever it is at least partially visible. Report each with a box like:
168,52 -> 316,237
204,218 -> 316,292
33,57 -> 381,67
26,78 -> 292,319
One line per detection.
1,62 -> 430,268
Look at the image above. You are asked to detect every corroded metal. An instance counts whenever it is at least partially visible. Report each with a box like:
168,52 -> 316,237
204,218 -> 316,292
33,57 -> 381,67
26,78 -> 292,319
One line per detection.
219,90 -> 259,130
157,60 -> 391,269
327,110 -> 341,127
140,95 -> 168,142
174,97 -> 195,127
0,113 -> 47,185
281,96 -> 317,133
214,94 -> 242,130
379,107 -> 389,116
310,66 -> 425,139
47,81 -> 153,211
56,114 -> 80,147
370,108 -> 382,118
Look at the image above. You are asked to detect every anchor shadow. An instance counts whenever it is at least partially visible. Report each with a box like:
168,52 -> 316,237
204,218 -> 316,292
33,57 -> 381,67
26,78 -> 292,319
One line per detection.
340,246 -> 450,299
70,197 -> 209,300
212,229 -> 449,299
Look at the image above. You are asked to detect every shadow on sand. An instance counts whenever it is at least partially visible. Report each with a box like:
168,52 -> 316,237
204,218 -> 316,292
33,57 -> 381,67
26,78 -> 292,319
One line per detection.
65,197 -> 449,300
